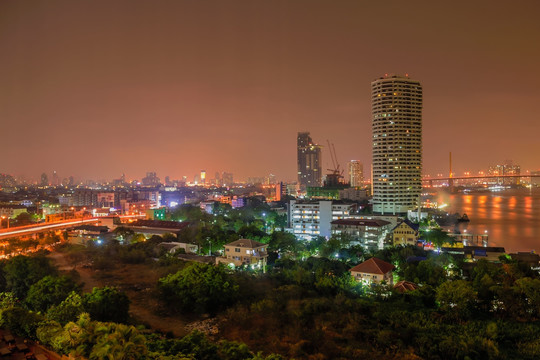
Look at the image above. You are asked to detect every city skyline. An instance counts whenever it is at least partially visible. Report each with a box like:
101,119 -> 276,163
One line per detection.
2,1 -> 540,181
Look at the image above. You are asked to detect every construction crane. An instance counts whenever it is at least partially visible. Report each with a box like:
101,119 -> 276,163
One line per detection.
326,140 -> 344,186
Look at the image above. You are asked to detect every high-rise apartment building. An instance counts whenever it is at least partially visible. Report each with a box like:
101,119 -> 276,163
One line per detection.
297,132 -> 322,187
222,172 -> 234,186
348,160 -> 364,187
488,161 -> 520,185
372,74 -> 422,214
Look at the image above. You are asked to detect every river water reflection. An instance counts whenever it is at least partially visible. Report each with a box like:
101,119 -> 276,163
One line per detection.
435,188 -> 540,252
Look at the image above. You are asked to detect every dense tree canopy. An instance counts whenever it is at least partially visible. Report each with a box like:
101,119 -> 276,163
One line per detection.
3,255 -> 57,299
159,262 -> 239,314
82,287 -> 130,323
25,275 -> 80,313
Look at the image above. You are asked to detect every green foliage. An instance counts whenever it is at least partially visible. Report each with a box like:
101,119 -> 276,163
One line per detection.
218,340 -> 253,360
88,322 -> 147,360
146,331 -> 219,359
0,292 -> 18,309
47,291 -> 85,325
4,254 -> 57,299
159,263 -> 239,314
83,287 -> 130,323
268,231 -> 297,254
403,259 -> 447,286
26,275 -> 80,313
421,228 -> 453,248
513,277 -> 540,319
0,305 -> 45,338
436,279 -> 477,319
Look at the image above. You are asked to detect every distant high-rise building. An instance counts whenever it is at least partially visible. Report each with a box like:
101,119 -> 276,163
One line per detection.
40,173 -> 49,186
372,74 -> 422,215
488,161 -> 520,185
200,170 -> 206,185
348,160 -> 364,187
297,132 -> 322,187
142,172 -> 160,187
222,172 -> 234,186
52,171 -> 59,186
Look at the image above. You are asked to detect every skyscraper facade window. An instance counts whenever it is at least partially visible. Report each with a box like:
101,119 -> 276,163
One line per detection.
348,160 -> 364,187
372,74 -> 422,215
297,132 -> 322,187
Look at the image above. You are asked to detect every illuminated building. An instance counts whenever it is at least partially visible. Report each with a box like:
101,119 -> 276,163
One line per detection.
488,161 -> 520,185
348,160 -> 364,187
216,239 -> 268,270
288,200 -> 354,240
372,74 -> 422,215
297,132 -> 322,187
331,218 -> 391,250
349,257 -> 394,285
200,170 -> 206,185
142,172 -> 160,187
222,172 -> 234,186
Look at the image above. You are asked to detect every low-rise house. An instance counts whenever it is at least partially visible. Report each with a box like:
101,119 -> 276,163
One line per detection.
216,239 -> 268,270
392,219 -> 420,246
349,257 -> 395,285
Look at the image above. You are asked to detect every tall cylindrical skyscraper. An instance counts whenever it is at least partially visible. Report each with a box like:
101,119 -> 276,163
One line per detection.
372,74 -> 422,214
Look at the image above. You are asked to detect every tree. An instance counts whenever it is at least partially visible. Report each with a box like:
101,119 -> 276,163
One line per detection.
268,231 -> 297,255
436,280 -> 477,319
4,255 -> 57,299
114,227 -> 135,242
422,228 -> 453,248
83,287 -> 130,323
159,263 -> 239,314
513,277 -> 540,319
89,323 -> 147,360
0,306 -> 45,338
218,340 -> 253,360
0,292 -> 18,310
13,212 -> 34,226
403,259 -> 447,286
26,275 -> 80,313
47,291 -> 85,325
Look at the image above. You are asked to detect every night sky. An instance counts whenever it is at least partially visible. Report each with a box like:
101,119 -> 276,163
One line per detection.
2,1 -> 539,182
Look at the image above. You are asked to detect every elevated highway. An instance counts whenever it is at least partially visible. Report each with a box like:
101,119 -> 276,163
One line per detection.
0,218 -> 100,241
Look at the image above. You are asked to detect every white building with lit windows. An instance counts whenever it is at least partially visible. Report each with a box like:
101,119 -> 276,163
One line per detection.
372,74 -> 422,215
288,200 -> 354,240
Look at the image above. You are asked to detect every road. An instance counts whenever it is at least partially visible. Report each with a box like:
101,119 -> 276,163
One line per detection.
0,218 -> 100,240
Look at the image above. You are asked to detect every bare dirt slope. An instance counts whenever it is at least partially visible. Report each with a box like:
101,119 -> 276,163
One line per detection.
48,252 -> 191,337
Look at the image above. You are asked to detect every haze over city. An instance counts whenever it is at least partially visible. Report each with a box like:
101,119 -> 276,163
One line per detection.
2,0 -> 540,181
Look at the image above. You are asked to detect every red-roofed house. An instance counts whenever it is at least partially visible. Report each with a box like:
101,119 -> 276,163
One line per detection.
349,257 -> 395,285
393,280 -> 419,293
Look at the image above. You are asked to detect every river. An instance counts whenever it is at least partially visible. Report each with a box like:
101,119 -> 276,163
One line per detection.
434,188 -> 540,253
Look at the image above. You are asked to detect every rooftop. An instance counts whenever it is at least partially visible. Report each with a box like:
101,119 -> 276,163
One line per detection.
331,219 -> 390,227
225,238 -> 266,249
349,257 -> 395,275
392,219 -> 420,232
394,280 -> 419,293
128,219 -> 190,230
